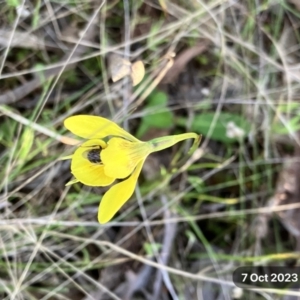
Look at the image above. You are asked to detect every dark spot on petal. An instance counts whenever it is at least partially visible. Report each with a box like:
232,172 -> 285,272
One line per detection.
87,148 -> 101,163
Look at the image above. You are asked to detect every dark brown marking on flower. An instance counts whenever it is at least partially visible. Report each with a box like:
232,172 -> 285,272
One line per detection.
87,148 -> 102,163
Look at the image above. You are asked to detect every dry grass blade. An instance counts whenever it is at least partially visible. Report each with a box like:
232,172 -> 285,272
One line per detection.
0,29 -> 55,50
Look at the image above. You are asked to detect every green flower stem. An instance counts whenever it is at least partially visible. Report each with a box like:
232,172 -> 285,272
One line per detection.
150,133 -> 201,154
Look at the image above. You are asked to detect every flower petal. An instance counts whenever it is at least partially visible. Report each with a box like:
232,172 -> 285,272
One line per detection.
64,115 -> 138,141
101,137 -> 151,179
98,159 -> 145,223
71,139 -> 115,186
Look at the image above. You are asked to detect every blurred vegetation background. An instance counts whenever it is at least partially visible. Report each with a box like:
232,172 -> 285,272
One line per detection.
1,0 -> 300,299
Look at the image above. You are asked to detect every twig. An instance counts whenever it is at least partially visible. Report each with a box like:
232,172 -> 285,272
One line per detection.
124,260 -> 155,300
153,195 -> 178,300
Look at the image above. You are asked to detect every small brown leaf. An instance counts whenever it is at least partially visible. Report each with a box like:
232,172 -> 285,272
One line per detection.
108,54 -> 145,86
109,54 -> 131,83
130,60 -> 145,86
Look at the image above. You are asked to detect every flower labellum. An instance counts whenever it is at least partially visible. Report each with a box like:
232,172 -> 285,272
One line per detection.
63,115 -> 200,223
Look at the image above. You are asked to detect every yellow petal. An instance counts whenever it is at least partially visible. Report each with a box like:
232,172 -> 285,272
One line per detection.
64,115 -> 139,142
101,137 -> 151,179
98,159 -> 145,223
71,139 -> 115,186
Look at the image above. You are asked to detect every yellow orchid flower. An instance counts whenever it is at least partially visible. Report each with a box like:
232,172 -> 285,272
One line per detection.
63,115 -> 200,223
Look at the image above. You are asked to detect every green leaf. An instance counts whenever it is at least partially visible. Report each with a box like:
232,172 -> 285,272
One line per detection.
143,242 -> 162,256
7,0 -> 20,7
144,111 -> 173,128
17,128 -> 34,161
177,112 -> 251,143
277,102 -> 300,113
147,20 -> 165,51
272,115 -> 300,134
137,90 -> 173,138
187,176 -> 204,193
147,91 -> 168,106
